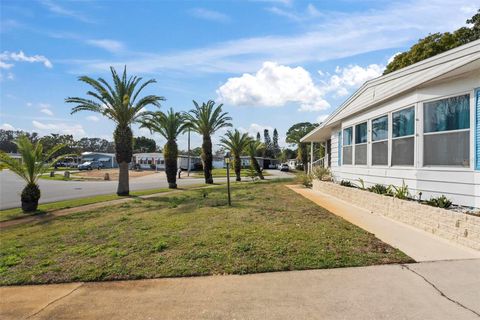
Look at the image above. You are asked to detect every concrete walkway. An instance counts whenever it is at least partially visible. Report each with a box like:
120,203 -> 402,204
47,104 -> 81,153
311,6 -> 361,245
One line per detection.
287,185 -> 480,262
1,259 -> 479,320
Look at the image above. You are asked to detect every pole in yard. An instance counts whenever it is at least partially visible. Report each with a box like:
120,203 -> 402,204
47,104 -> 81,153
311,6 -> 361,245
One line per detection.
224,152 -> 231,206
187,128 -> 191,177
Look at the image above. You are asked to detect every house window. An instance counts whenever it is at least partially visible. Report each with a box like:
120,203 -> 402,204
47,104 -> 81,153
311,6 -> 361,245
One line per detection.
342,127 -> 353,165
371,115 -> 388,166
392,107 -> 415,166
423,94 -> 470,167
354,122 -> 367,165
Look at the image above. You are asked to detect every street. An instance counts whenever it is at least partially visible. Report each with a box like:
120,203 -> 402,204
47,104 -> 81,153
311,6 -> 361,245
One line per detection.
0,169 -> 293,210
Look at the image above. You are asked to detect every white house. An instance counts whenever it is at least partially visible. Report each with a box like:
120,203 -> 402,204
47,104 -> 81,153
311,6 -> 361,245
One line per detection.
302,40 -> 480,208
81,152 -> 117,168
132,152 -> 165,170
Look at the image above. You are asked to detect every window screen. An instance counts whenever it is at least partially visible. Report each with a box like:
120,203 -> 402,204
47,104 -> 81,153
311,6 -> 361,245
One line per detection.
392,137 -> 414,166
424,131 -> 469,167
343,145 -> 352,165
372,116 -> 388,141
372,141 -> 388,165
343,127 -> 352,145
355,144 -> 367,165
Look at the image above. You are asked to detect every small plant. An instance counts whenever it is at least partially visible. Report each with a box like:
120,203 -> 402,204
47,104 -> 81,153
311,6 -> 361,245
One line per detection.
368,184 -> 388,195
426,195 -> 452,208
340,180 -> 354,188
312,166 -> 331,181
392,180 -> 410,200
356,178 -> 366,190
298,172 -> 313,188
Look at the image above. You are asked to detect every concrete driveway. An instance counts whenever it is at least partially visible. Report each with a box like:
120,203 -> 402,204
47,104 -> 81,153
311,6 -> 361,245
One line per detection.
1,259 -> 479,320
0,169 -> 293,209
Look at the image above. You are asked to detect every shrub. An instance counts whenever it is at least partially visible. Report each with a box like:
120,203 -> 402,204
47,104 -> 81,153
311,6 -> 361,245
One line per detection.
312,166 -> 331,181
340,180 -> 355,188
298,173 -> 312,188
392,180 -> 410,200
356,178 -> 366,190
426,195 -> 452,209
368,184 -> 388,195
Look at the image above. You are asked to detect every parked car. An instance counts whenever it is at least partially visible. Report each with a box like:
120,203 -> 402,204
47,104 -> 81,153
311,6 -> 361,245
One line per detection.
280,163 -> 289,172
78,161 -> 104,170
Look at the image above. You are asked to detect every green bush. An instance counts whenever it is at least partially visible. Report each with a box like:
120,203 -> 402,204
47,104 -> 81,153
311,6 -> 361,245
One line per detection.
298,173 -> 312,188
340,180 -> 355,188
312,166 -> 331,181
426,195 -> 452,209
368,184 -> 388,195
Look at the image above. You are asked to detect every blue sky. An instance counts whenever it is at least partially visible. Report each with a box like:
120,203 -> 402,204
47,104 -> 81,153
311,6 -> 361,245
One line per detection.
0,0 -> 478,150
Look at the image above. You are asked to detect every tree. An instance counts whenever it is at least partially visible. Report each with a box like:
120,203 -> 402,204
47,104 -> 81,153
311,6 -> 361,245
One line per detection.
246,139 -> 265,180
272,128 -> 281,159
76,137 -> 115,153
279,147 -> 296,163
256,132 -> 261,141
39,134 -> 78,158
0,136 -> 68,212
220,129 -> 250,181
184,100 -> 232,184
263,129 -> 273,158
65,66 -> 164,195
286,122 -> 318,172
0,130 -> 39,153
133,136 -> 156,153
140,108 -> 187,188
385,10 -> 480,74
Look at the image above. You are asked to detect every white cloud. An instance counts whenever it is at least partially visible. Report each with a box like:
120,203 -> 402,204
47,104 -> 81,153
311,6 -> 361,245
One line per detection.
0,51 -> 53,69
69,0 -> 474,75
190,8 -> 230,23
86,115 -> 100,122
85,39 -> 125,53
267,3 -> 323,22
217,61 -> 330,111
319,64 -> 383,97
32,120 -> 86,137
0,123 -> 15,130
238,123 -> 274,138
39,0 -> 93,23
40,108 -> 54,116
388,52 -> 402,64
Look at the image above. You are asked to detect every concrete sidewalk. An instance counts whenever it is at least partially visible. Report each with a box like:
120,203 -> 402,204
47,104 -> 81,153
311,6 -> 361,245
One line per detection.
287,185 -> 480,262
1,259 -> 479,320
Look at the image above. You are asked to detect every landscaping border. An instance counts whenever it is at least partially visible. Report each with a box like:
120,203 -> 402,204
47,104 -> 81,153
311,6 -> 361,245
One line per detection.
312,180 -> 480,251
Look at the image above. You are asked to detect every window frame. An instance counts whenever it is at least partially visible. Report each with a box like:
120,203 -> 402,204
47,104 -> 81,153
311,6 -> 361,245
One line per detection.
371,114 -> 389,167
421,92 -> 472,169
354,121 -> 368,166
342,126 -> 353,166
391,105 -> 416,167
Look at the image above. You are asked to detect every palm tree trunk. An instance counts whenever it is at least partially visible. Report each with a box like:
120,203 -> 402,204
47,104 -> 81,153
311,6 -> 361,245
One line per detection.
114,124 -> 133,196
234,154 -> 241,181
250,156 -> 264,179
202,134 -> 213,184
164,140 -> 178,189
21,182 -> 40,212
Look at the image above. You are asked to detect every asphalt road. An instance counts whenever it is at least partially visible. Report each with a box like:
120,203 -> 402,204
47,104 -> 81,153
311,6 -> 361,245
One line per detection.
0,169 -> 293,210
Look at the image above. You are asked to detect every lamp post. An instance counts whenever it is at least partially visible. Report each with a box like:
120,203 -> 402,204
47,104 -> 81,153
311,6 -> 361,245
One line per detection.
224,152 -> 231,206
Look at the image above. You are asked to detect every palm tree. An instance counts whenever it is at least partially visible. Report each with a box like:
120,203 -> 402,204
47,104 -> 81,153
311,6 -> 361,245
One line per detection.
246,139 -> 265,180
65,66 -> 164,195
220,130 -> 250,182
139,108 -> 188,188
184,100 -> 232,184
0,136 -> 68,212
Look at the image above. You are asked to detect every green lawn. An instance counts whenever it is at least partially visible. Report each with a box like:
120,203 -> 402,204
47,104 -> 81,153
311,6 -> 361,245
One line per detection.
192,168 -> 271,178
0,188 -> 172,222
0,180 -> 412,285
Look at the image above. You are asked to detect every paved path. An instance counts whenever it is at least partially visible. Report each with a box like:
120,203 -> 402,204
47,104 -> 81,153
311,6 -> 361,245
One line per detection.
1,259 -> 479,320
0,170 -> 292,209
287,185 -> 480,262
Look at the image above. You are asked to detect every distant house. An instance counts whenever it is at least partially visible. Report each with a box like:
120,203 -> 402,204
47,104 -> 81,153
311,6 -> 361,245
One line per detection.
177,155 -> 202,171
238,156 -> 279,169
301,40 -> 480,207
81,152 -> 117,168
287,159 -> 298,170
132,152 -> 164,170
